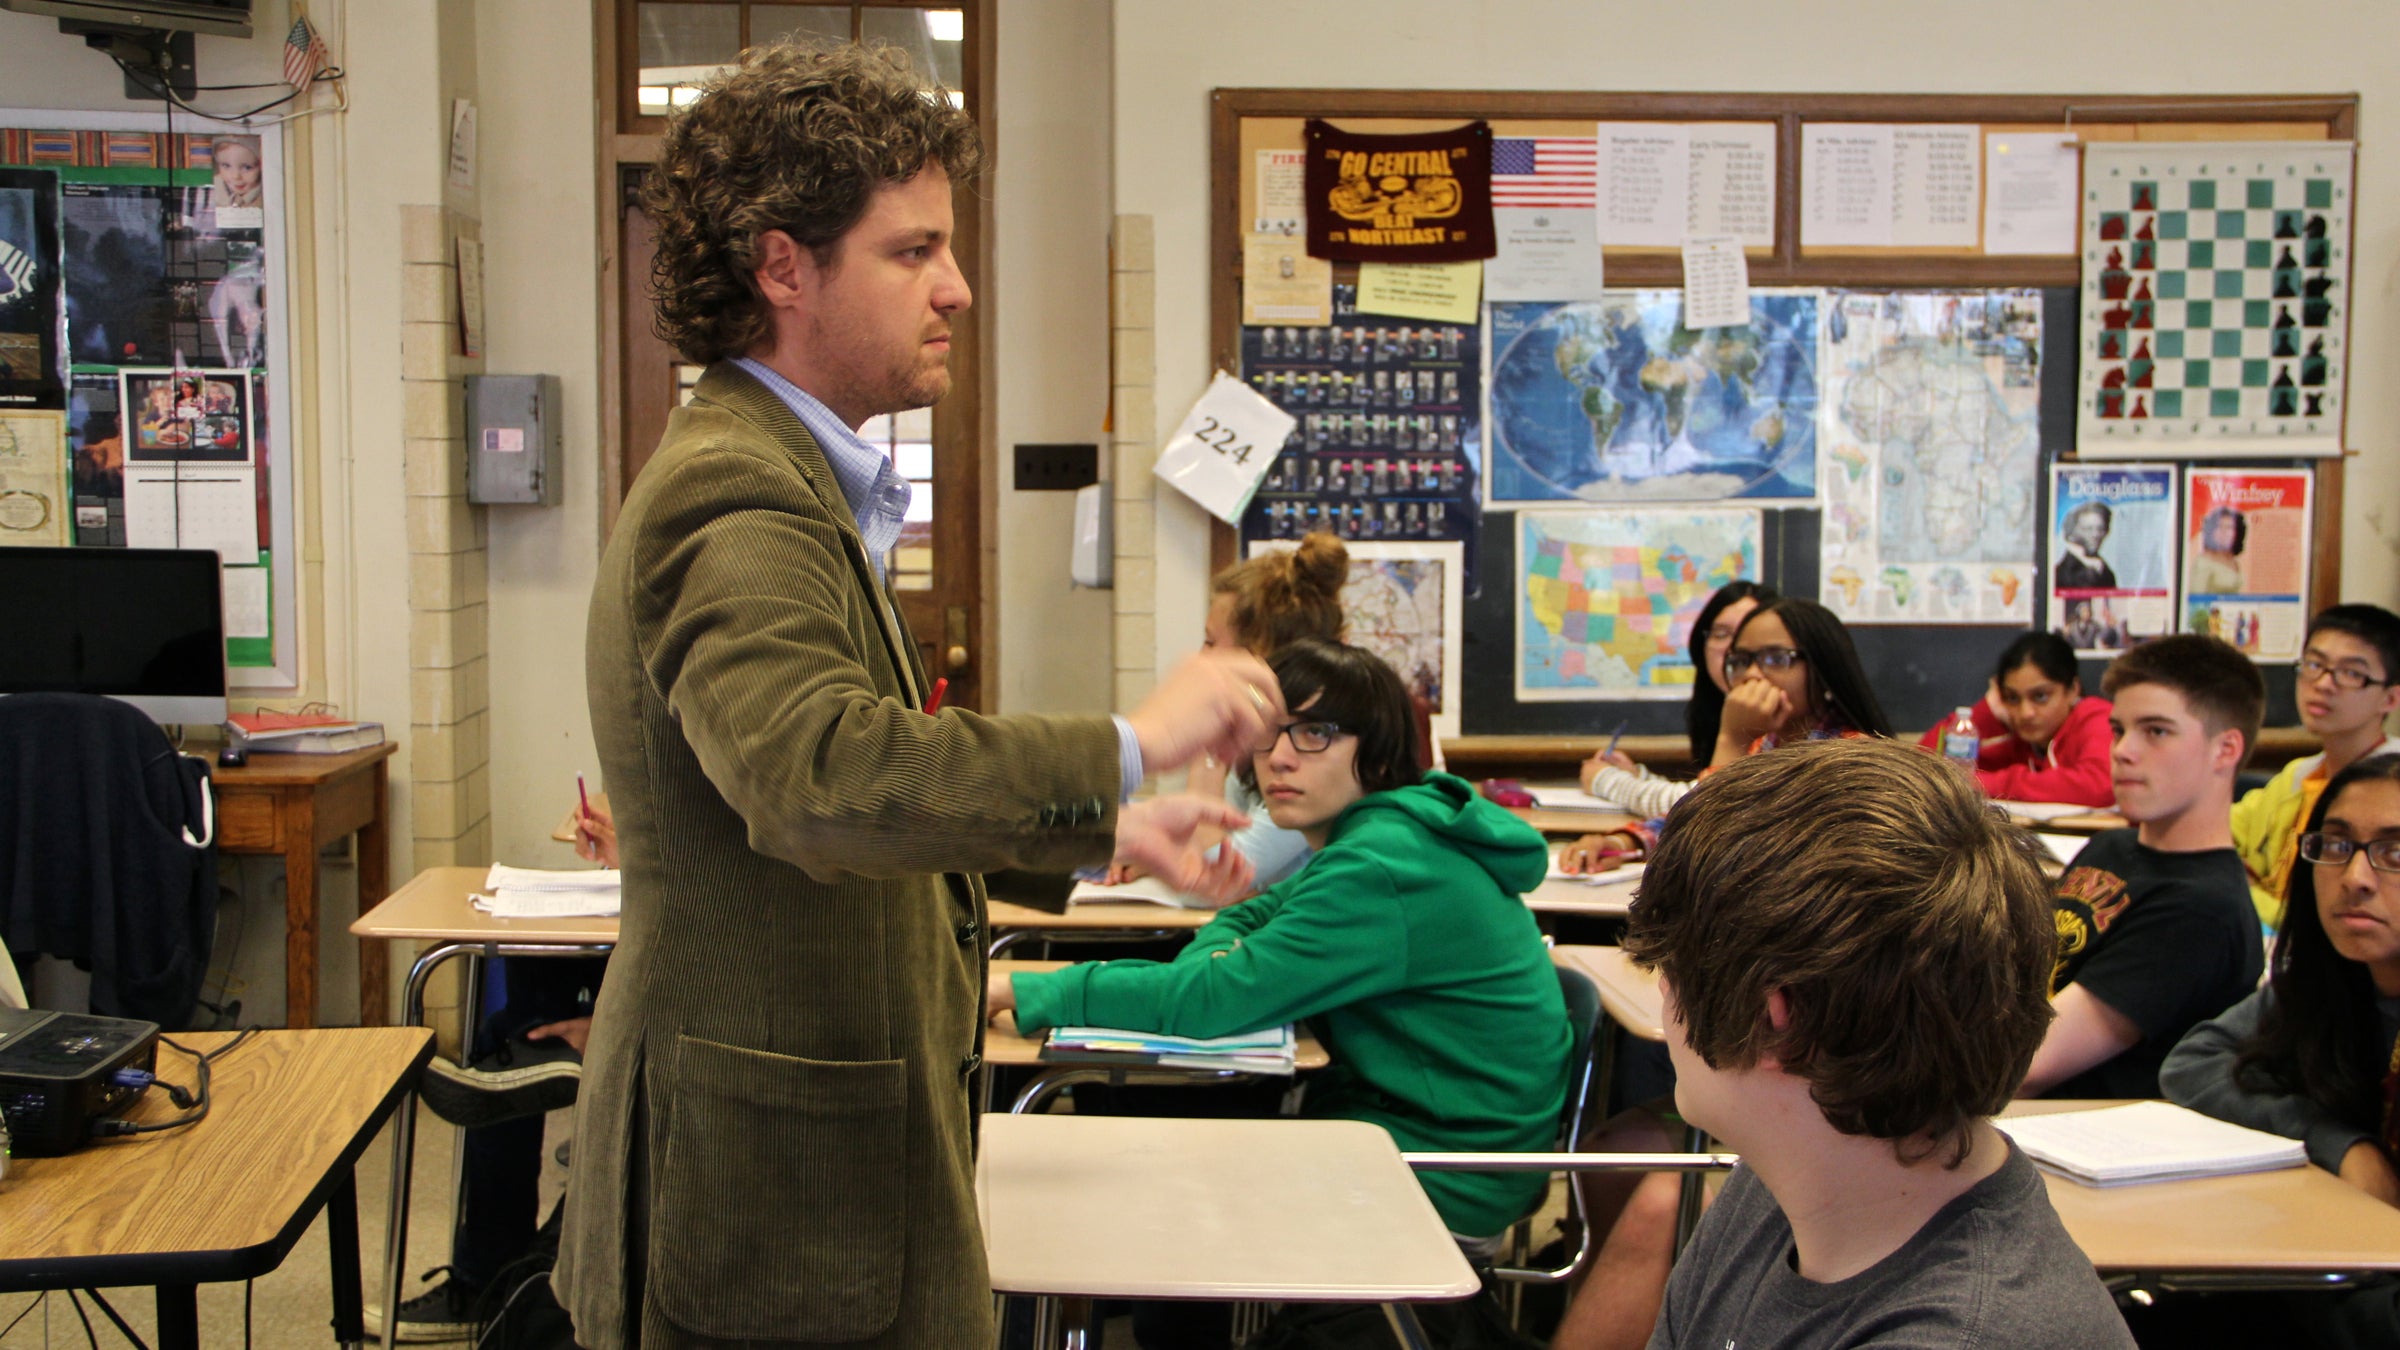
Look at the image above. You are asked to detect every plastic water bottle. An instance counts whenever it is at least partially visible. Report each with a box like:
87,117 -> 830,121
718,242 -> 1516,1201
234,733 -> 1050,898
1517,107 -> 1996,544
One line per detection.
1942,706 -> 1979,770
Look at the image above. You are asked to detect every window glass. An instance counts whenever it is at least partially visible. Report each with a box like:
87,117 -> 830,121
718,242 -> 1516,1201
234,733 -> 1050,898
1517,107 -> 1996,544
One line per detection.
860,7 -> 965,99
751,4 -> 850,45
636,3 -> 741,112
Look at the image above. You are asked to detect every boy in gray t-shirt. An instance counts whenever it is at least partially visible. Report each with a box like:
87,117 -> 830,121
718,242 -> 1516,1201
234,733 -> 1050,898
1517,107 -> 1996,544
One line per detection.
1624,739 -> 2132,1350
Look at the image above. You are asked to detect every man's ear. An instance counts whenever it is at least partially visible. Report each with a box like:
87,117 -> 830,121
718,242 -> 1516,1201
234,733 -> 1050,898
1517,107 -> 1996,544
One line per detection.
1753,987 -> 1794,1072
753,228 -> 814,313
2212,726 -> 2248,777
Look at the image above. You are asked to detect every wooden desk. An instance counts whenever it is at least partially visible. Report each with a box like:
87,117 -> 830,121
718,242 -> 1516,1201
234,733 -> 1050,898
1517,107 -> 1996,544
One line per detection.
0,1027 -> 431,1350
979,1113 -> 1477,1346
1552,945 -> 1665,1042
986,896 -> 1216,957
2002,1100 -> 2400,1281
352,866 -> 617,1347
1508,806 -> 1638,838
213,743 -> 397,1028
985,959 -> 1330,1114
1526,871 -> 1640,919
2006,808 -> 2129,835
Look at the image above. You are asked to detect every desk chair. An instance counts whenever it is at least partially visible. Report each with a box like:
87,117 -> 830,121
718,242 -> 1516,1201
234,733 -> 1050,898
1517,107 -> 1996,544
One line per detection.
1485,964 -> 1603,1322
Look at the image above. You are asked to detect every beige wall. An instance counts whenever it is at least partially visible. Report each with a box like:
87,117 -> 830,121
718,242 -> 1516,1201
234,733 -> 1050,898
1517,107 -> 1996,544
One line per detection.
1112,0 -> 2400,671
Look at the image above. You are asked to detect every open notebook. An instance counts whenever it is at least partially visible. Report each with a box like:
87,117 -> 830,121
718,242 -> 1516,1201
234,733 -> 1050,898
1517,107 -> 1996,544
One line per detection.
1041,1024 -> 1297,1074
1996,1101 -> 2306,1187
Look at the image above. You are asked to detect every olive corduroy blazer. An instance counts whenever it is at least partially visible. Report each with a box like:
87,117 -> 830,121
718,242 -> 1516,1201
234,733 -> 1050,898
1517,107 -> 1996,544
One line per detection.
557,363 -> 1123,1348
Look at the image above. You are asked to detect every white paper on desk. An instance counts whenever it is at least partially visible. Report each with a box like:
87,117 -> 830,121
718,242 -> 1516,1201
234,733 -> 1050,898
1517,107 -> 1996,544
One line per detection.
125,464 -> 258,564
1680,235 -> 1751,329
1890,124 -> 1981,248
1487,208 -> 1606,302
1983,132 -> 2080,255
2035,833 -> 2090,866
1067,876 -> 1215,910
473,889 -> 621,919
1544,861 -> 1646,886
1993,799 -> 2089,822
1802,124 -> 1894,247
485,862 -> 621,891
1997,1101 -> 2305,1186
1594,123 -> 1688,247
1529,787 -> 1624,812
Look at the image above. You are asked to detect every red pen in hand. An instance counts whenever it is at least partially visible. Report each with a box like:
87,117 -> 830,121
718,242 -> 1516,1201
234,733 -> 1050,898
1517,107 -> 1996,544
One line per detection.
925,677 -> 948,714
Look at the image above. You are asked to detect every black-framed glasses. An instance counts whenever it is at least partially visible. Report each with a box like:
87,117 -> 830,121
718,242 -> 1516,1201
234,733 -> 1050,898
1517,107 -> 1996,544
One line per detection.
2297,655 -> 2393,692
1723,646 -> 1806,679
2299,832 -> 2400,873
1262,720 -> 1347,753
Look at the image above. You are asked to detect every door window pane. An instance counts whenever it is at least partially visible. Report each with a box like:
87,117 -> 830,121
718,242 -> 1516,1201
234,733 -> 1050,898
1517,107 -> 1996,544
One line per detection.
750,4 -> 850,46
637,3 -> 740,111
861,7 -> 965,99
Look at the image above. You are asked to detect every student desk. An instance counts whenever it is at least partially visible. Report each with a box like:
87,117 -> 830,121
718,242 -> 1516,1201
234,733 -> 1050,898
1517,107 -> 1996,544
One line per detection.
212,743 -> 398,1028
2006,807 -> 2129,834
985,897 -> 1216,958
2002,1099 -> 2400,1288
1551,945 -> 1664,1041
0,1026 -> 431,1350
984,959 -> 1329,1113
1526,872 -> 1640,920
352,865 -> 617,1350
978,1113 -> 1479,1350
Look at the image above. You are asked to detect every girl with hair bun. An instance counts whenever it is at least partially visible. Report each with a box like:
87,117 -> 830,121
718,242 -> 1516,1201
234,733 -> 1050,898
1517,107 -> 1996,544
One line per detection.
1107,532 -> 1350,893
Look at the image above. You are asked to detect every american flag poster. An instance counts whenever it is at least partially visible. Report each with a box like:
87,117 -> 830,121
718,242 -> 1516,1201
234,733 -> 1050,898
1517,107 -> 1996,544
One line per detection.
1491,137 -> 1597,210
1487,136 -> 1605,302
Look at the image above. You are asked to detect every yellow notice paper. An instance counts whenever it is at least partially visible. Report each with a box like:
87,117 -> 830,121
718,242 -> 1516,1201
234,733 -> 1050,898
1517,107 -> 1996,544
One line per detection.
1355,260 -> 1482,324
1242,237 -> 1333,326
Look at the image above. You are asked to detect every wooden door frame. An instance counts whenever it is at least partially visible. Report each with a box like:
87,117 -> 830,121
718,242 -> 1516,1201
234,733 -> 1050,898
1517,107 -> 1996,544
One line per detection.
594,0 -> 998,706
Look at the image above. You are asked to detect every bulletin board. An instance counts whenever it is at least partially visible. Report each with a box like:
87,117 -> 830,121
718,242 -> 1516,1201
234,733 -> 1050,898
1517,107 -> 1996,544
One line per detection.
1209,90 -> 2356,738
0,106 -> 299,688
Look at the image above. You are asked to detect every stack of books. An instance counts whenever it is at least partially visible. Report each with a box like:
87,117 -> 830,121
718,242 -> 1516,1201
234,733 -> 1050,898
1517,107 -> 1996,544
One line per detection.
1997,1101 -> 2307,1186
226,711 -> 387,755
1065,877 -> 1217,910
470,863 -> 623,919
1040,1024 -> 1298,1074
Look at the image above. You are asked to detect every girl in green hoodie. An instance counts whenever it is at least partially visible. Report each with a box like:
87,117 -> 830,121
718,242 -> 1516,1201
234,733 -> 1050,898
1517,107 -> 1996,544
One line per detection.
992,638 -> 1571,1242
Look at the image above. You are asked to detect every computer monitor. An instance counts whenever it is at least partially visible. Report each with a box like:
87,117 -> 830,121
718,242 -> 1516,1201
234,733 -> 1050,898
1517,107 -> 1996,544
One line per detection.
0,547 -> 228,726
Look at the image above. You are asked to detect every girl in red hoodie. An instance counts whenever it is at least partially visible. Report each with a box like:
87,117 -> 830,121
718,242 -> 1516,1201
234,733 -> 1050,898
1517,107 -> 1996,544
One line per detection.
1920,630 -> 2115,807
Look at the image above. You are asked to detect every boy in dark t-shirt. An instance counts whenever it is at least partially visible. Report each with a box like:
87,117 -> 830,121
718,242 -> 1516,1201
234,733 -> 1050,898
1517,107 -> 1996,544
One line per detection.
2022,634 -> 2265,1099
1629,740 -> 2130,1350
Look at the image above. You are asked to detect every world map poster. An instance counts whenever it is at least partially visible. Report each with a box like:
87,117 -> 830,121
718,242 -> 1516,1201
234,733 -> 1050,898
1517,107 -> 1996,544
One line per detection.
1516,508 -> 1761,701
1485,291 -> 1819,506
1819,289 -> 2042,624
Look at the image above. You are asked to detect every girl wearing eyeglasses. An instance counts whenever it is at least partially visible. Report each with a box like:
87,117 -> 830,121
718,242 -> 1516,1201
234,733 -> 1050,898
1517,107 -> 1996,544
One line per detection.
1561,598 -> 1891,873
1912,631 -> 2116,808
991,639 -> 1570,1255
2158,751 -> 2400,1344
1578,580 -> 1778,820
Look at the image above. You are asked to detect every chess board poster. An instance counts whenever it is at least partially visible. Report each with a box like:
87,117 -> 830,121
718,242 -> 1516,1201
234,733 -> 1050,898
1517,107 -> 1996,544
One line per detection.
2076,141 -> 2352,458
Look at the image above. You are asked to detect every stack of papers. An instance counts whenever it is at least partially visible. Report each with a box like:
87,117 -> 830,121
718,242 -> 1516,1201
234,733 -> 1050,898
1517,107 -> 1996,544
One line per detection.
2034,833 -> 2090,867
471,863 -> 622,919
1041,1024 -> 1298,1074
1066,877 -> 1217,910
1997,1101 -> 2306,1187
1994,800 -> 2093,823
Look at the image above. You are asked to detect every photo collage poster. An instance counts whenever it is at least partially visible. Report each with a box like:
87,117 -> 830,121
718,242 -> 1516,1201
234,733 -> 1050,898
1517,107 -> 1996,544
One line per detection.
0,121 -> 282,669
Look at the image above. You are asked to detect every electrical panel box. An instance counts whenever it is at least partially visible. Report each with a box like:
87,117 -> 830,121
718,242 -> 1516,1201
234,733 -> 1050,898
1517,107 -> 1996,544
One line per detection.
466,374 -> 562,506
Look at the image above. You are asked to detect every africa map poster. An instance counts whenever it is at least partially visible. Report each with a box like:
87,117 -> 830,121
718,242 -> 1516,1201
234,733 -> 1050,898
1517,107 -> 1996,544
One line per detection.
1818,289 -> 2041,625
1516,508 -> 1762,701
1485,291 -> 1820,506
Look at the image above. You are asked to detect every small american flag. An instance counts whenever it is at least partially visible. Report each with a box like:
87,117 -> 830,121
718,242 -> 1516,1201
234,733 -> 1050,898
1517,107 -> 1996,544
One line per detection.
283,14 -> 329,91
1492,136 -> 1597,210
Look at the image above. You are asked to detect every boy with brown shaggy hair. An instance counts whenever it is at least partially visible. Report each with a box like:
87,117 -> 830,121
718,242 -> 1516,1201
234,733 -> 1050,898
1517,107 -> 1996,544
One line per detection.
1632,738 -> 2131,1349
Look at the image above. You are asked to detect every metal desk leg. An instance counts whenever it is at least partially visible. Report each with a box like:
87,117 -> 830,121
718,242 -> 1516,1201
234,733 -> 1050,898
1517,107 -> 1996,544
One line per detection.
380,940 -> 467,1350
154,1284 -> 199,1350
1380,1303 -> 1436,1350
1673,1121 -> 1709,1255
1060,1297 -> 1092,1350
326,1169 -> 366,1349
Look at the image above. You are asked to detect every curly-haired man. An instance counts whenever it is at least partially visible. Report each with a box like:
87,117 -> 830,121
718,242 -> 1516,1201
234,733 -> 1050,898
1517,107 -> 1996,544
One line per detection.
558,42 -> 1284,1350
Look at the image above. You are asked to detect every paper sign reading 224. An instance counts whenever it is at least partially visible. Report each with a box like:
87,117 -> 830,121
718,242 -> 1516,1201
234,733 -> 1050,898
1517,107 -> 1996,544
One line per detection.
1152,371 -> 1296,525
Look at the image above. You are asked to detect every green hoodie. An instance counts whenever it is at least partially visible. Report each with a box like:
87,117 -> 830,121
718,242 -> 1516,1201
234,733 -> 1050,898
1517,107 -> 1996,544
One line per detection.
1011,771 -> 1570,1237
